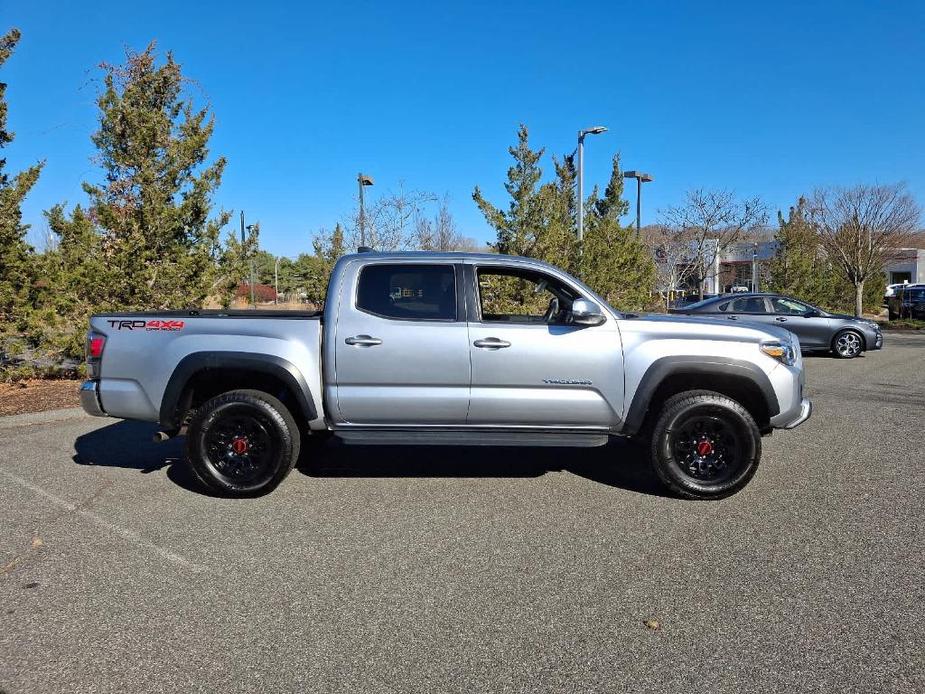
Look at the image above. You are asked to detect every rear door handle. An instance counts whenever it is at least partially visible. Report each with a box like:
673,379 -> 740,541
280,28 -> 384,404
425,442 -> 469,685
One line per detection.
473,338 -> 511,349
727,315 -> 739,321
345,335 -> 382,347
775,317 -> 788,322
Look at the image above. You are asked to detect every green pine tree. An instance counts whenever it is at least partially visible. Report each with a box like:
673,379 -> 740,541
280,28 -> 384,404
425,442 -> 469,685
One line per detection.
79,41 -> 230,309
581,155 -> 656,310
0,28 -> 43,323
473,124 -> 546,257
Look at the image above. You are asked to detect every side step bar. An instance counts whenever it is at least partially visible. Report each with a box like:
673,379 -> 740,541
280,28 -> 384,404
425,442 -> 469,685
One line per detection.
335,428 -> 610,448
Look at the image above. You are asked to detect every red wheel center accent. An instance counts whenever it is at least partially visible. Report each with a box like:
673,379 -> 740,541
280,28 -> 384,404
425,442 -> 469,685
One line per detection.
231,437 -> 249,455
696,440 -> 714,457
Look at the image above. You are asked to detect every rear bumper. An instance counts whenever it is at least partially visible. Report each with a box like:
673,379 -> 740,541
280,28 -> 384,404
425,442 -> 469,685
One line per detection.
79,380 -> 107,417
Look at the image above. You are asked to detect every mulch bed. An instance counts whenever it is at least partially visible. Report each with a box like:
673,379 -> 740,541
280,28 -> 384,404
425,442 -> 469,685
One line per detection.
0,379 -> 82,417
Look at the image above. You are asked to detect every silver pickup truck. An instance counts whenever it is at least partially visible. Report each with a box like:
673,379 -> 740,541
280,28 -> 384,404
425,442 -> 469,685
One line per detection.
80,251 -> 811,499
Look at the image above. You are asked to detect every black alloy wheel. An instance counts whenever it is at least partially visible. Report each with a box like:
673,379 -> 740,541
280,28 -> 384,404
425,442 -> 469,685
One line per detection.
186,389 -> 300,496
649,390 -> 762,500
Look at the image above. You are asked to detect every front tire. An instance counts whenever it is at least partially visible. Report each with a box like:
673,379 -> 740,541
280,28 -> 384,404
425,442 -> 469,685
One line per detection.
186,389 -> 300,496
649,390 -> 762,500
832,329 -> 863,359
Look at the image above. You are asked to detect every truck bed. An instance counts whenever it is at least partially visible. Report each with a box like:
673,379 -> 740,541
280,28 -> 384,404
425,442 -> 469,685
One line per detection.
88,310 -> 324,425
92,309 -> 322,319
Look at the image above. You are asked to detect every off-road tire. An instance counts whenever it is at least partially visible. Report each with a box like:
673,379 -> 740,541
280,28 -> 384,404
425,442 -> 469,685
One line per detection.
649,390 -> 762,500
186,389 -> 300,497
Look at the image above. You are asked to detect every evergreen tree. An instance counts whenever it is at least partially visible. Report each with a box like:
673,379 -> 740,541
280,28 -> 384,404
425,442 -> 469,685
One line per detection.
473,124 -> 546,256
582,155 -> 656,310
767,198 -> 837,305
79,41 -> 229,309
472,127 -> 656,309
0,28 -> 43,323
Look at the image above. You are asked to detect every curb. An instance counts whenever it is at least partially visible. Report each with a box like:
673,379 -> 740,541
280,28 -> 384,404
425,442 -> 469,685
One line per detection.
0,407 -> 92,430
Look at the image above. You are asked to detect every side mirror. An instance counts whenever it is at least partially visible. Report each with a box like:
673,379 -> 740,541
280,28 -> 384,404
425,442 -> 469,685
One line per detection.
571,298 -> 606,326
804,308 -> 820,317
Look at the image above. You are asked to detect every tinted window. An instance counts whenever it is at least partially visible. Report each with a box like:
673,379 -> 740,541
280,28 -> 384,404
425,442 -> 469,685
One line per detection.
682,297 -> 720,311
728,297 -> 767,313
356,264 -> 456,321
771,297 -> 810,315
907,288 -> 925,302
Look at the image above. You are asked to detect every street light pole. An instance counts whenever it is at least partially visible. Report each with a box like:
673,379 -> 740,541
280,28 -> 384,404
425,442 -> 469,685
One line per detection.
623,171 -> 654,237
576,126 -> 607,244
357,173 -> 374,247
240,211 -> 256,308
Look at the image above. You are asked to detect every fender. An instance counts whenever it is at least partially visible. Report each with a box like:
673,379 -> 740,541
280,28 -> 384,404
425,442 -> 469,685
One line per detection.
622,356 -> 780,436
159,351 -> 317,429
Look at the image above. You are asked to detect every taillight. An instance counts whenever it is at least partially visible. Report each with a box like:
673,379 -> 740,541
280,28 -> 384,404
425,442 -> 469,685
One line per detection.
87,332 -> 106,360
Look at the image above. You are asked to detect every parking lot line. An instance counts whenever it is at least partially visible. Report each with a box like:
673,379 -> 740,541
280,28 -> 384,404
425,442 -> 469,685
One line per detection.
0,467 -> 212,575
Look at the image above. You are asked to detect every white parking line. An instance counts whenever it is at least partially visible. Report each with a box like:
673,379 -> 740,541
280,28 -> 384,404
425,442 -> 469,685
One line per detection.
0,468 -> 212,575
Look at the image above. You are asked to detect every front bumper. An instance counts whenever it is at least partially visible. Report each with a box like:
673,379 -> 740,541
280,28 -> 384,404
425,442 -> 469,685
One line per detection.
79,380 -> 107,417
782,397 -> 812,429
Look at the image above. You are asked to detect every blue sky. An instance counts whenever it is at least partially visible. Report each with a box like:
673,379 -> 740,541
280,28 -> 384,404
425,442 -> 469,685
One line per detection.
4,1 -> 924,256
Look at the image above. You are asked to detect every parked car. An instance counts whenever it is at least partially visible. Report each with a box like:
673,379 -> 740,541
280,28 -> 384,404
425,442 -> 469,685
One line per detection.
669,293 -> 721,310
670,293 -> 882,359
884,282 -> 924,302
80,251 -> 811,500
886,285 -> 925,320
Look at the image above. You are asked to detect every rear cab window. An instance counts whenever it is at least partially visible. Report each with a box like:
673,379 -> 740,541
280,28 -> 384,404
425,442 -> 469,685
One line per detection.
356,264 -> 457,321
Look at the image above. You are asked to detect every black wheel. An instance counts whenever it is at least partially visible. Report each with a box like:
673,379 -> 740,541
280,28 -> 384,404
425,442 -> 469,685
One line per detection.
832,329 -> 863,359
649,390 -> 762,500
186,389 -> 300,496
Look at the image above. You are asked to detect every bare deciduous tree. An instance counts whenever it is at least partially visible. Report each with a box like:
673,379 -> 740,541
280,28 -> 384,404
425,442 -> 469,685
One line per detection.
413,195 -> 478,251
345,183 -> 436,250
660,189 -> 767,299
809,183 -> 920,316
642,223 -> 697,309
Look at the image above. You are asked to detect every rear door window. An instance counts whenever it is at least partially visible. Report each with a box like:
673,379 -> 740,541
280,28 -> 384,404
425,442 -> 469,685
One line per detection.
727,297 -> 769,314
356,264 -> 457,321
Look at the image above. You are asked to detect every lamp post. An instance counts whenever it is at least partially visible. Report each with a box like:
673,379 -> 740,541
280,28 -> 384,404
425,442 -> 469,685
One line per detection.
752,242 -> 759,292
240,212 -> 257,308
357,173 -> 375,247
577,126 -> 607,243
623,170 -> 654,237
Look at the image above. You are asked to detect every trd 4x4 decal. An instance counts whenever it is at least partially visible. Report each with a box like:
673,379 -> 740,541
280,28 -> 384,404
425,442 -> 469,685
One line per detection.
107,319 -> 185,332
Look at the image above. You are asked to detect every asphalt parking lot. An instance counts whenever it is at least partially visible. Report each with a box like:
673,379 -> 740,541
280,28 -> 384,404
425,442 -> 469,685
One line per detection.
1,333 -> 923,694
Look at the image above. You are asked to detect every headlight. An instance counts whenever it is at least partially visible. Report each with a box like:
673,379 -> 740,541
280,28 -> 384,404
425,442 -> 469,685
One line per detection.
760,340 -> 797,366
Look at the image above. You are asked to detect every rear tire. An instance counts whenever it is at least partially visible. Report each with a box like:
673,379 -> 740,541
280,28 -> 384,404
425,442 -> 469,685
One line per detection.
832,329 -> 863,359
649,390 -> 762,500
186,389 -> 300,497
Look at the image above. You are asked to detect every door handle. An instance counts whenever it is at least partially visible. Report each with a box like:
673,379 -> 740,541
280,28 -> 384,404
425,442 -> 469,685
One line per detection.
727,315 -> 739,320
345,335 -> 382,347
473,338 -> 511,349
775,317 -> 788,322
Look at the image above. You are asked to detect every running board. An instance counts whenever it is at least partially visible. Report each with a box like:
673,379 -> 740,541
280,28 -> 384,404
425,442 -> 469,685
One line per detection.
334,428 -> 610,448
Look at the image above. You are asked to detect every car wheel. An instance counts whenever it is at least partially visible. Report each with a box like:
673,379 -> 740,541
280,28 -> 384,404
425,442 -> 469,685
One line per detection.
649,390 -> 761,500
186,389 -> 300,496
832,329 -> 863,359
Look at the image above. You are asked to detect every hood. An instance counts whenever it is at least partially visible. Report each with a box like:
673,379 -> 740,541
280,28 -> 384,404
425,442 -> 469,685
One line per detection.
622,312 -> 795,344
